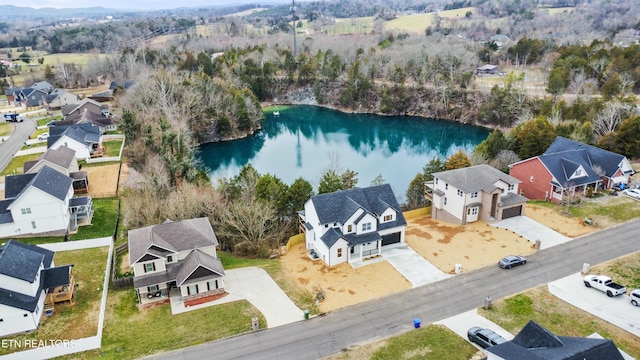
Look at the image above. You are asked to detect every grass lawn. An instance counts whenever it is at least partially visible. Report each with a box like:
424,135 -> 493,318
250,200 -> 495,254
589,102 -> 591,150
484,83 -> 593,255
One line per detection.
478,286 -> 640,358
73,198 -> 119,240
529,195 -> 640,226
43,53 -> 109,67
0,122 -> 12,136
0,247 -> 109,356
0,153 -> 41,175
102,139 -> 123,157
326,324 -> 478,360
385,13 -> 434,34
72,289 -> 266,359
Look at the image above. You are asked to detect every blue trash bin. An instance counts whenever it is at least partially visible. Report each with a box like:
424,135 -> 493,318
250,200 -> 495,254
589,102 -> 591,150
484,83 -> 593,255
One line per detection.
413,318 -> 421,328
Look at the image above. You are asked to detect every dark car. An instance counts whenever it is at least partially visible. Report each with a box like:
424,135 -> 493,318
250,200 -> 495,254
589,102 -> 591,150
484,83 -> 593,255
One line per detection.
498,255 -> 527,269
467,327 -> 507,349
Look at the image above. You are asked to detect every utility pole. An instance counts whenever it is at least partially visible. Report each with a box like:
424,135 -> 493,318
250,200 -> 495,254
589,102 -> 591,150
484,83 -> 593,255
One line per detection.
292,0 -> 297,58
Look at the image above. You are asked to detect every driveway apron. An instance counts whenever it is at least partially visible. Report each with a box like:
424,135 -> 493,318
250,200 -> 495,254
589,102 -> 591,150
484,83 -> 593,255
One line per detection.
381,244 -> 452,287
492,216 -> 571,249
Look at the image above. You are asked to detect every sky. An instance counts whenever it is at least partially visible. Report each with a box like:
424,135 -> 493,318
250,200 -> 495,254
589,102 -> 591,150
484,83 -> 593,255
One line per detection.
0,0 -> 292,10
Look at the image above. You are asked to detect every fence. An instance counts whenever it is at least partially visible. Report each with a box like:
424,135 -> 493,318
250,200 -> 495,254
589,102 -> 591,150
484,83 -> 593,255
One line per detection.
86,134 -> 125,164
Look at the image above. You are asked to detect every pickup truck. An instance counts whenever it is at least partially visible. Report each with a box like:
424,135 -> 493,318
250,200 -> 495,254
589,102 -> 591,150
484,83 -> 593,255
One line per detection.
583,275 -> 627,297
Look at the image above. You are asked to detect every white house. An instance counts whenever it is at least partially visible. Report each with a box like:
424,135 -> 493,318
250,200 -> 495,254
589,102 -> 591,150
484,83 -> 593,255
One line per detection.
298,184 -> 406,267
128,218 -> 226,307
44,89 -> 79,110
47,124 -> 103,160
0,166 -> 93,238
23,146 -> 89,194
0,240 -> 73,337
425,165 -> 527,225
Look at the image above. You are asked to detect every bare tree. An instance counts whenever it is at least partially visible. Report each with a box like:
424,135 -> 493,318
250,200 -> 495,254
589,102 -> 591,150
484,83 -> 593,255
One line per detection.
594,101 -> 626,137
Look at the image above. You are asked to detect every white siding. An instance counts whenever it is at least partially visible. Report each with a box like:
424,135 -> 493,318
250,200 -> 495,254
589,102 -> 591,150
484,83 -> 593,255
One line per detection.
0,272 -> 41,297
3,187 -> 71,237
379,207 -> 396,223
343,208 -> 364,234
132,259 -> 166,277
327,238 -> 349,267
355,213 -> 377,235
180,276 -> 224,297
0,291 -> 45,337
50,137 -> 90,160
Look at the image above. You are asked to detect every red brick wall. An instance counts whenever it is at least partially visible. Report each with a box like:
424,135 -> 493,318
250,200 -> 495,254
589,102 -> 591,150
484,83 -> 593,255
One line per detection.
510,158 -> 555,202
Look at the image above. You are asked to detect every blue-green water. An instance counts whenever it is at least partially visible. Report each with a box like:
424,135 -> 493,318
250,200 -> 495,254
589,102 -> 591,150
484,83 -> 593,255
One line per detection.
198,106 -> 489,200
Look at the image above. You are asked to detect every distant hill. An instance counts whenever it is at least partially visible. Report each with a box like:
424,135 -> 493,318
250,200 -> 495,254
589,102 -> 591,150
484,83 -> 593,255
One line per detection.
0,5 -> 121,20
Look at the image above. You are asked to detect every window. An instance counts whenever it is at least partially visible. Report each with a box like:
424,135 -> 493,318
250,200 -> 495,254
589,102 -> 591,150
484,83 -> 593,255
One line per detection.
147,285 -> 159,292
347,224 -> 353,232
445,183 -> 448,190
530,176 -> 534,182
350,247 -> 355,254
444,197 -> 448,205
383,214 -> 392,221
31,221 -> 37,229
471,192 -> 478,198
21,208 -> 31,215
207,280 -> 219,290
508,184 -> 515,191
457,189 -> 463,197
324,224 -> 328,228
435,178 -> 439,184
361,222 -> 371,231
187,284 -> 198,295
468,207 -> 478,215
23,314 -> 28,317
337,248 -> 343,258
167,255 -> 173,263
144,262 -> 156,273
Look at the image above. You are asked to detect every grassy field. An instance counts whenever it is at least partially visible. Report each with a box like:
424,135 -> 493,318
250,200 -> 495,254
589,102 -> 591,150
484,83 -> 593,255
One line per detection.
102,139 -> 123,157
43,53 -> 109,67
478,285 -> 640,358
325,324 -> 479,360
529,194 -> 640,228
0,247 -> 109,355
0,153 -> 41,175
74,198 -> 119,240
0,122 -> 12,136
74,289 -> 266,359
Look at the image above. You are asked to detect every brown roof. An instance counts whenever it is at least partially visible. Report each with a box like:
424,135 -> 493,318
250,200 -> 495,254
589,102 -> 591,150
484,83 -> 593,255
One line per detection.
128,218 -> 218,265
24,146 -> 76,174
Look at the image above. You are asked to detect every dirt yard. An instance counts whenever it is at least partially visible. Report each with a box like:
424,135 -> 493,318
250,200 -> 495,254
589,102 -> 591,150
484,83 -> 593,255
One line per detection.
85,163 -> 128,198
281,204 -> 593,313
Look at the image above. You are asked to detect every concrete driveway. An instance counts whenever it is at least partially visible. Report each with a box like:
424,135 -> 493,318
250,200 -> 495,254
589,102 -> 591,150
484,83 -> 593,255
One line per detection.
492,216 -> 571,249
548,273 -> 640,338
170,267 -> 304,328
436,309 -> 514,350
381,243 -> 452,287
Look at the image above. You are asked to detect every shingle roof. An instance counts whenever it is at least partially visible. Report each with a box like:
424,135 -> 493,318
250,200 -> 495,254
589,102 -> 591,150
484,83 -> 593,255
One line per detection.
25,146 -> 76,174
59,110 -> 114,128
5,165 -> 72,202
487,320 -> 625,360
545,137 -> 631,178
128,218 -> 218,265
0,286 -> 41,312
175,249 -> 225,287
310,184 -> 405,227
48,123 -> 101,149
42,265 -> 72,290
0,240 -> 54,282
432,164 -> 521,194
538,151 -> 602,188
0,200 -> 14,225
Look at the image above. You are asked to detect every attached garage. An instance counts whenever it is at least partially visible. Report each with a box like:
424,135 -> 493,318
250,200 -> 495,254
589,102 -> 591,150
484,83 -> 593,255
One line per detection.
501,206 -> 522,220
381,232 -> 401,246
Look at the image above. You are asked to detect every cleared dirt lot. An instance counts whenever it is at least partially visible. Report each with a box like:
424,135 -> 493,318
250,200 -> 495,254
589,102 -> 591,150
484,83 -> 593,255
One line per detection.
281,203 -> 597,313
84,163 -> 128,198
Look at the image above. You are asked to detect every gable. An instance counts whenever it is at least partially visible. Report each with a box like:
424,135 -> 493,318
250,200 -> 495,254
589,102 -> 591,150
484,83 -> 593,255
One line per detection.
138,254 -> 159,262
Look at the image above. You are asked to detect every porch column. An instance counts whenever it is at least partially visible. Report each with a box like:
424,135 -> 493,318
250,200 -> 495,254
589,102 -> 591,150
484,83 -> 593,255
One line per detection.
377,240 -> 381,256
358,244 -> 362,259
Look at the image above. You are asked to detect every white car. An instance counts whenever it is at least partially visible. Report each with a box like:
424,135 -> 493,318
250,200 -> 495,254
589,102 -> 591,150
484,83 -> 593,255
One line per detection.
630,289 -> 640,307
623,189 -> 640,200
37,133 -> 50,140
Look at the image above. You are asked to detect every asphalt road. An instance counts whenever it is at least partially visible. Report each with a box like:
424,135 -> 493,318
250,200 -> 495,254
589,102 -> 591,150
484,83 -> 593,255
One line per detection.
0,117 -> 37,172
150,219 -> 640,360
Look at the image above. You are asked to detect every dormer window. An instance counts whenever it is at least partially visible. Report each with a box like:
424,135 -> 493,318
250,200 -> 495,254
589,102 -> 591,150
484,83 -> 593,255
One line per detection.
445,183 -> 448,190
384,215 -> 392,221
361,222 -> 371,231
167,255 -> 173,263
508,184 -> 515,191
144,263 -> 156,273
347,224 -> 353,232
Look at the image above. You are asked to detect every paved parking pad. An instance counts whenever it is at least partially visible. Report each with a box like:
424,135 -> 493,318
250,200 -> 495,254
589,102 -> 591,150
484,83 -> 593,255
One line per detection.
381,244 -> 452,287
548,273 -> 640,338
492,216 -> 571,249
436,309 -> 514,350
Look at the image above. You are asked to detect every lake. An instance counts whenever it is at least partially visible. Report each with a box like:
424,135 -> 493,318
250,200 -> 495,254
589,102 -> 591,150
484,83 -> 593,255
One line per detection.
198,106 -> 489,201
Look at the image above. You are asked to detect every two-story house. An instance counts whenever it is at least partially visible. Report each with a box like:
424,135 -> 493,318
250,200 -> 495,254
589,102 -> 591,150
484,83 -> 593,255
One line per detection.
0,165 -> 93,238
128,218 -> 226,308
425,164 -> 527,225
298,184 -> 406,268
509,137 -> 636,202
47,124 -> 103,160
0,240 -> 74,337
23,146 -> 89,194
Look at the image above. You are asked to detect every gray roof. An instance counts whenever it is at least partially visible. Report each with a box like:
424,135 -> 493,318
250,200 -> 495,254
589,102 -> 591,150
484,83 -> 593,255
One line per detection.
0,240 -> 54,283
175,249 -> 225,287
501,192 -> 528,207
59,110 -> 114,128
544,137 -> 632,178
537,151 -> 602,188
62,98 -> 102,117
487,320 -> 625,360
5,165 -> 72,202
432,164 -> 520,194
133,263 -> 179,289
0,200 -> 14,224
128,217 -> 218,265
69,196 -> 91,207
48,123 -> 101,149
31,81 -> 53,92
309,184 -> 406,227
0,285 -> 42,312
42,265 -> 72,290
25,146 -> 76,174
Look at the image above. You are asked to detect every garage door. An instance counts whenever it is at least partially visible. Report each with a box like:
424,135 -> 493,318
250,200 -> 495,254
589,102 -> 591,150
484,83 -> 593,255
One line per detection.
501,206 -> 522,220
382,232 -> 401,246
